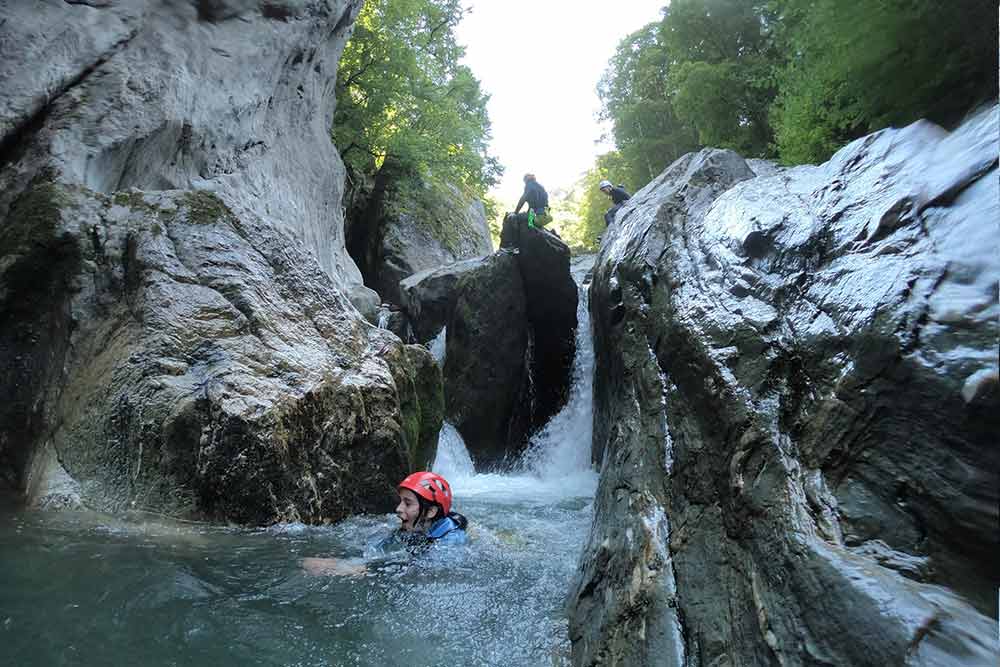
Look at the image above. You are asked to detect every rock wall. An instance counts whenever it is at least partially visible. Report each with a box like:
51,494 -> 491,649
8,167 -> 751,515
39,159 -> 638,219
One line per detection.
0,0 -> 443,524
572,108 -> 999,665
399,223 -> 579,468
346,166 -> 493,307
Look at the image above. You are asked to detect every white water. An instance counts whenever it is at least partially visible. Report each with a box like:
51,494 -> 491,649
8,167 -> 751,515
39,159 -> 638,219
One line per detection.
428,326 -> 447,363
433,256 -> 598,506
376,307 -> 391,329
1,257 -> 601,667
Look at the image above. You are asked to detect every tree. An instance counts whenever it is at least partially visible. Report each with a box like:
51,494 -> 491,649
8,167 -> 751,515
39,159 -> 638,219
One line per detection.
770,0 -> 999,163
332,0 -> 501,197
661,0 -> 778,157
598,22 -> 699,188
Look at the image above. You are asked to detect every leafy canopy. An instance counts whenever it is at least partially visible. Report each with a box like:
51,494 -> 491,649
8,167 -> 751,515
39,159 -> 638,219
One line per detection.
332,0 -> 501,197
557,0 -> 997,249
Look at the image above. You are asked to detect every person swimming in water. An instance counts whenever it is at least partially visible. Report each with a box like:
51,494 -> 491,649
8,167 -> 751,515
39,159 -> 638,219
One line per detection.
302,471 -> 468,576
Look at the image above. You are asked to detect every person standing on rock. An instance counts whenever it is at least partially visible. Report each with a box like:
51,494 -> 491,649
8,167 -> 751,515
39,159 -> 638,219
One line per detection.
599,179 -> 631,227
302,471 -> 469,576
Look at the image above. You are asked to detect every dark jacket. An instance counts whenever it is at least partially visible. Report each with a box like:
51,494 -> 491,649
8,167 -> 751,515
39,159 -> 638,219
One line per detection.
515,180 -> 549,213
371,512 -> 469,555
609,185 -> 631,205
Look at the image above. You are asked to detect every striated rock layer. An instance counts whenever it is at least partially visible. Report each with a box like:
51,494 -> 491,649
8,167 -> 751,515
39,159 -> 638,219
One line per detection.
0,1 -> 443,524
572,108 -> 998,665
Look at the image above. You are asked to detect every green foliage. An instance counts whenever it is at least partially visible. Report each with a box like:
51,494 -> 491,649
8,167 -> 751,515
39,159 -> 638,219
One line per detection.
598,22 -> 699,186
547,152 -> 634,253
662,0 -> 777,156
332,0 -> 501,199
593,0 -> 998,182
770,0 -> 999,163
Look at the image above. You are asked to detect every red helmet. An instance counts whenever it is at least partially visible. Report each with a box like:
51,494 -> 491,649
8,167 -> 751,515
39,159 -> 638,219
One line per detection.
398,471 -> 453,515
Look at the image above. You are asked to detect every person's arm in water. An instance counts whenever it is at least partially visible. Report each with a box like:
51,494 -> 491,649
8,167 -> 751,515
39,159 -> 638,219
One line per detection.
301,556 -> 366,577
301,530 -> 402,576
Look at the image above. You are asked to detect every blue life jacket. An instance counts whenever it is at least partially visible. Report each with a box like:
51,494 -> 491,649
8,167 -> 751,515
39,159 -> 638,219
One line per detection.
426,513 -> 469,545
369,512 -> 469,555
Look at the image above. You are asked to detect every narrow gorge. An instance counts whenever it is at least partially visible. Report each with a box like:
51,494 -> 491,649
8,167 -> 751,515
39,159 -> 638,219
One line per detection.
0,2 -> 996,666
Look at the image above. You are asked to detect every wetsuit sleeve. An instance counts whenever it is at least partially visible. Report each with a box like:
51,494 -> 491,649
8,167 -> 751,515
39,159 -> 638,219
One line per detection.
514,186 -> 528,213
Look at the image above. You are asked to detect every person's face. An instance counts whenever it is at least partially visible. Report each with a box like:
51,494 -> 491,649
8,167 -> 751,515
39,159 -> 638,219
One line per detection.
601,186 -> 611,195
395,488 -> 423,532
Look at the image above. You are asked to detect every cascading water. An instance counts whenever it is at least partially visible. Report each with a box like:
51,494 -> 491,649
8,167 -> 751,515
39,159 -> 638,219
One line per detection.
376,307 -> 391,329
428,326 -> 447,364
0,257 -> 599,667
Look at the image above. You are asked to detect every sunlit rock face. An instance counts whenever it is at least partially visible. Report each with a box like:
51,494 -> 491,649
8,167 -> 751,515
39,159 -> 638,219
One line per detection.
0,0 -> 444,524
373,178 -> 493,307
573,108 -> 998,666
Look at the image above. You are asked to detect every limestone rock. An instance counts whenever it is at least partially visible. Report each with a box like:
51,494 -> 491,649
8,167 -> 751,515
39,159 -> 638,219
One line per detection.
399,257 -> 484,343
573,108 -> 999,665
375,179 -> 492,305
345,168 -> 493,306
0,1 -> 443,524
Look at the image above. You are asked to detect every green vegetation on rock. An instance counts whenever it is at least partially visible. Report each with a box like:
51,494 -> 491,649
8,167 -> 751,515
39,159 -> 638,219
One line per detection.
332,0 -> 501,202
556,0 -> 997,249
181,190 -> 237,226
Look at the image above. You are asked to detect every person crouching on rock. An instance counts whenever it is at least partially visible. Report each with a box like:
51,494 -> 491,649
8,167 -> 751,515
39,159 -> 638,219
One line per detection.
302,471 -> 468,576
599,179 -> 631,227
502,173 -> 551,250
513,173 -> 551,228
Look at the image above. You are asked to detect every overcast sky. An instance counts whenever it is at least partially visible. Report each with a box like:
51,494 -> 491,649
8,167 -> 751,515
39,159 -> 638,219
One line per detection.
455,0 -> 666,204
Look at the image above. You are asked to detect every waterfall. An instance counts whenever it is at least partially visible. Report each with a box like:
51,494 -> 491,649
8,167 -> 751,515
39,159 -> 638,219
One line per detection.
432,256 -> 598,501
377,307 -> 391,329
516,261 -> 595,484
429,326 -> 447,364
432,422 -> 475,480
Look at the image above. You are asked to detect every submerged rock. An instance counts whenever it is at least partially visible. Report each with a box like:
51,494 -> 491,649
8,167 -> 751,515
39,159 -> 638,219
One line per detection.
574,108 -> 999,665
0,2 -> 442,524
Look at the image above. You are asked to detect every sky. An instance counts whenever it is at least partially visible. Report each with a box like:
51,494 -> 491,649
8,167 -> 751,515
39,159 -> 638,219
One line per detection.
454,0 -> 666,205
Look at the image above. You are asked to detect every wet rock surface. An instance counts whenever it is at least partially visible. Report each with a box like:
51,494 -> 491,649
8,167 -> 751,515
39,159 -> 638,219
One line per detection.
443,251 -> 529,467
573,108 -> 999,665
398,257 -> 484,343
0,1 -> 444,524
501,217 -> 579,439
427,222 -> 578,467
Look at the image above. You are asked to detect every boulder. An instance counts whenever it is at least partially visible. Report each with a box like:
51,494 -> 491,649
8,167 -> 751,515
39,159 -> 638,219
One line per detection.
443,252 -> 529,467
573,108 -> 999,665
399,257 -> 484,343
345,167 -> 493,306
500,217 -> 579,434
0,2 -> 443,524
374,178 -> 492,304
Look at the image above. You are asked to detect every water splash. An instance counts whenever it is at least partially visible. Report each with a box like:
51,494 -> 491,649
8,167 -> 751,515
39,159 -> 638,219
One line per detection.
432,422 -> 475,481
429,326 -> 447,364
432,256 -> 599,505
377,307 -> 391,329
517,273 -> 596,484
